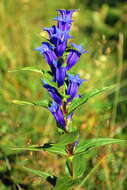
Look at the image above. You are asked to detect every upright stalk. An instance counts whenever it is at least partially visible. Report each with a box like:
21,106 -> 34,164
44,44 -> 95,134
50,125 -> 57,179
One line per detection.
111,33 -> 123,136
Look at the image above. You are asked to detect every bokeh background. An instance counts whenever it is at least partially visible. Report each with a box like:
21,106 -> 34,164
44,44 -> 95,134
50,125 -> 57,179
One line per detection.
0,0 -> 127,189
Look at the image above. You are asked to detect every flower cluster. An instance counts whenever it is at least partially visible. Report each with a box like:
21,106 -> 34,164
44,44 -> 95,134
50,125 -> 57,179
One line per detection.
35,9 -> 87,131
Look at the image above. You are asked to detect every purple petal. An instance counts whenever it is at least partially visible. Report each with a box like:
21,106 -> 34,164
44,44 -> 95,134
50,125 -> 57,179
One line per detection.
66,44 -> 87,70
55,41 -> 67,57
66,74 -> 87,102
48,101 -> 66,128
55,67 -> 67,87
42,82 -> 62,105
54,10 -> 76,31
71,43 -> 87,54
57,21 -> 72,31
56,9 -> 76,21
53,28 -> 71,56
43,26 -> 56,38
68,74 -> 86,85
66,50 -> 81,70
66,82 -> 79,102
34,42 -> 56,70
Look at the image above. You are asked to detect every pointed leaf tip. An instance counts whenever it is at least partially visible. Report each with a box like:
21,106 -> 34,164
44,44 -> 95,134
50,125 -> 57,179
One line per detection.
68,85 -> 116,115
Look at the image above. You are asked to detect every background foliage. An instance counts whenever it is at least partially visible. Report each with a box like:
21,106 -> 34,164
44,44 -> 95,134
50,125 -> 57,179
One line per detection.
0,0 -> 127,189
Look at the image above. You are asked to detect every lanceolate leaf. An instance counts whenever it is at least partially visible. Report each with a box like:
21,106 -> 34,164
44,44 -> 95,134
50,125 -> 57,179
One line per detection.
33,99 -> 49,108
75,138 -> 125,154
8,67 -> 42,73
65,159 -> 72,177
13,143 -> 67,156
42,70 -> 58,89
67,85 -> 116,115
11,100 -> 34,106
22,166 -> 52,179
11,99 -> 49,108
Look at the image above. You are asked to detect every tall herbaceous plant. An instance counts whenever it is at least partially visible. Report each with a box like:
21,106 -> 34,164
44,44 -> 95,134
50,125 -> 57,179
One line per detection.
12,9 -> 125,189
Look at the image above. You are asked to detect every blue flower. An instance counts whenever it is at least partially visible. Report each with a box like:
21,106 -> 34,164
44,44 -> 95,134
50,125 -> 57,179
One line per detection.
42,81 -> 62,105
71,43 -> 87,53
66,43 -> 87,70
48,101 -> 66,129
44,26 -> 58,45
44,27 -> 71,57
66,74 -> 87,102
55,66 -> 67,87
56,9 -> 76,21
35,42 -> 56,72
54,9 -> 76,31
35,10 -> 88,132
52,28 -> 71,57
43,26 -> 56,38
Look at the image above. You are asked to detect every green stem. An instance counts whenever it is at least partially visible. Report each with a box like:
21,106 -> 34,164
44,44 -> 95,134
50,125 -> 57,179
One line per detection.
61,101 -> 74,178
111,33 -> 123,135
69,157 -> 73,178
66,144 -> 74,179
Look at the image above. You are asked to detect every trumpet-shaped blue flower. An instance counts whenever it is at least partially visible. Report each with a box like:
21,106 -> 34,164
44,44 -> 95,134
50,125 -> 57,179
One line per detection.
66,74 -> 86,102
44,27 -> 71,57
67,43 -> 87,70
35,42 -> 56,72
56,9 -> 76,21
42,81 -> 62,105
71,43 -> 87,53
44,26 -> 58,45
55,66 -> 67,87
44,26 -> 56,38
49,101 -> 66,129
52,28 -> 71,57
54,9 -> 76,31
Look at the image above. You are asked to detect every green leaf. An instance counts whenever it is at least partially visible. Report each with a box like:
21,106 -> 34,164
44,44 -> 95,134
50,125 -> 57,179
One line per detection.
73,154 -> 87,178
22,166 -> 57,187
11,99 -> 49,108
22,166 -> 52,179
11,100 -> 34,106
75,138 -> 125,154
67,85 -> 116,115
77,156 -> 106,190
65,158 -> 72,177
33,99 -> 49,108
42,70 -> 58,89
12,143 -> 67,156
58,131 -> 79,145
54,176 -> 79,190
8,67 -> 42,73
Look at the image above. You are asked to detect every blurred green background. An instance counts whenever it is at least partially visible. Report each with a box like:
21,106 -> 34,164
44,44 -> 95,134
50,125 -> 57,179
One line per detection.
0,0 -> 127,189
